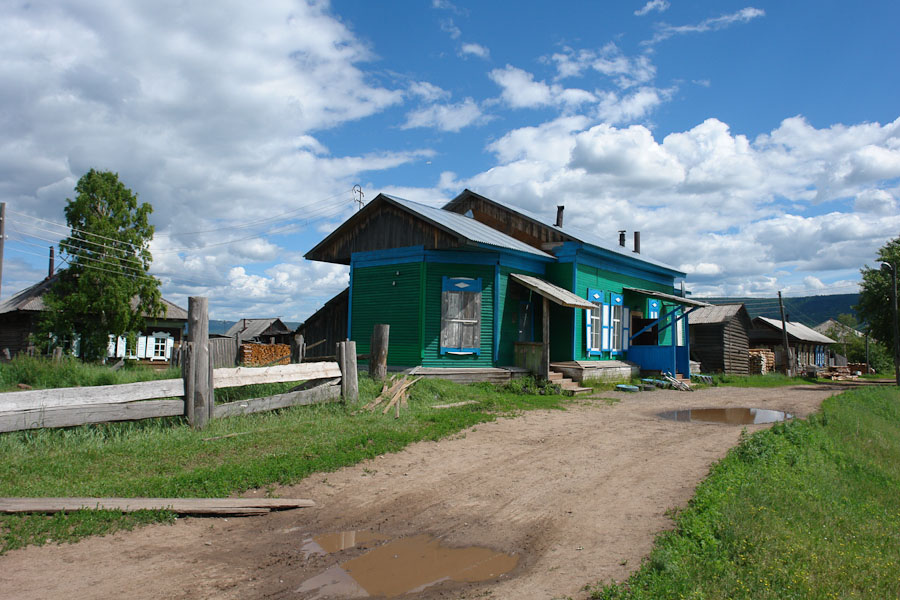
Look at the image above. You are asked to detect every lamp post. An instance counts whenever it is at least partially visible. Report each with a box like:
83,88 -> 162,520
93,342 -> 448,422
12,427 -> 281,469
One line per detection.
881,262 -> 900,386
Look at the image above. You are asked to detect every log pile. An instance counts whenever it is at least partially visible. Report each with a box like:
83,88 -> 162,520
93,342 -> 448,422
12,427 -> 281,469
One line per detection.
362,375 -> 422,418
241,343 -> 291,366
748,348 -> 775,374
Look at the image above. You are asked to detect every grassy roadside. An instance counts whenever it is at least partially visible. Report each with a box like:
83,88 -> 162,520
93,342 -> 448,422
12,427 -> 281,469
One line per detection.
0,356 -> 179,392
0,375 -> 572,554
589,385 -> 900,600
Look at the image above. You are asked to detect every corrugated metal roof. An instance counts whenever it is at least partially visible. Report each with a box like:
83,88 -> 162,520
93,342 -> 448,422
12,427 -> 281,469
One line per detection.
689,303 -> 745,324
755,317 -> 835,344
225,318 -> 292,339
508,273 -> 595,309
623,287 -> 711,307
383,195 -> 554,259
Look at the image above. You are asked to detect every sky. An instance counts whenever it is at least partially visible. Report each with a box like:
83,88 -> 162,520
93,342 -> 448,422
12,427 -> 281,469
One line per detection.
2,0 -> 899,321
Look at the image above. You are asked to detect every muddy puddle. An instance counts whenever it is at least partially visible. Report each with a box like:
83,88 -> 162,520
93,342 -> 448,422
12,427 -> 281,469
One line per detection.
659,407 -> 792,425
297,531 -> 519,598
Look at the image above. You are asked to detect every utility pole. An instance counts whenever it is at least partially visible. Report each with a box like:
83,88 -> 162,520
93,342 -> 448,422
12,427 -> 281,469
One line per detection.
778,291 -> 792,376
0,202 -> 6,298
352,185 -> 364,212
881,262 -> 900,386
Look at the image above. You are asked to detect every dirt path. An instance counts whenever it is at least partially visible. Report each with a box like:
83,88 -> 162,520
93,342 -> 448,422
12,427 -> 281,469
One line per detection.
0,385 -> 842,599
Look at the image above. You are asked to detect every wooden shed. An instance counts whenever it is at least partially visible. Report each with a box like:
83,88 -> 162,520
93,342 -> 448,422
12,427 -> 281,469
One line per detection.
688,304 -> 752,374
296,288 -> 349,359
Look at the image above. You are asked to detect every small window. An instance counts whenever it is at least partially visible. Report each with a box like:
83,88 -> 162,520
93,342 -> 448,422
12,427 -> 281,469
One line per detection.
154,337 -> 167,358
440,277 -> 482,355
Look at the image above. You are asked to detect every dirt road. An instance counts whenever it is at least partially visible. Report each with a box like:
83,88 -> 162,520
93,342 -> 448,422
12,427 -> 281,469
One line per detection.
0,384 -> 841,599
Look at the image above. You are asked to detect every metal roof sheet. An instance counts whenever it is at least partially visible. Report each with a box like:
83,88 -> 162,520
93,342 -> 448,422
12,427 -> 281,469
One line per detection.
755,317 -> 836,344
623,287 -> 711,307
508,273 -> 596,309
225,318 -> 292,339
688,303 -> 746,324
383,195 -> 554,259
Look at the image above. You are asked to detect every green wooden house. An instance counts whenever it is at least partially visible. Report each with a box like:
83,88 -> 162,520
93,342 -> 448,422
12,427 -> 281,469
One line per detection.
303,190 -> 707,382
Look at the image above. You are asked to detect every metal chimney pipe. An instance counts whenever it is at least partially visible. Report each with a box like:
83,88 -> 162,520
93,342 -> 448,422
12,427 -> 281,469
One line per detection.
555,205 -> 564,227
618,230 -> 626,247
48,246 -> 54,278
633,231 -> 641,254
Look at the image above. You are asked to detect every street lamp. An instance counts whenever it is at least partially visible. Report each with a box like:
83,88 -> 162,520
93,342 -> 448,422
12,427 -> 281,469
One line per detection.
880,262 -> 900,386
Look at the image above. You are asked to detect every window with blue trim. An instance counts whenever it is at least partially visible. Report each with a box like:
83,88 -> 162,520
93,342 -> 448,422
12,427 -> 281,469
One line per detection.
440,277 -> 482,355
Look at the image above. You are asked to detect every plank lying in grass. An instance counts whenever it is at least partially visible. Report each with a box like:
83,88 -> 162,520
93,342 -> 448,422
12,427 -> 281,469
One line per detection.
0,497 -> 316,516
432,400 -> 479,409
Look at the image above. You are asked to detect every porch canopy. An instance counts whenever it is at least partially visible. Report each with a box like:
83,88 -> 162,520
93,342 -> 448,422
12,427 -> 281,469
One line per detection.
623,287 -> 712,308
509,273 -> 595,309
509,273 -> 595,379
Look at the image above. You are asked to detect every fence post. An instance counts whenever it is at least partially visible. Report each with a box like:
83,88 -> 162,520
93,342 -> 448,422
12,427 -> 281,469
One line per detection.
337,341 -> 358,402
292,334 -> 304,363
187,297 -> 210,429
369,324 -> 389,380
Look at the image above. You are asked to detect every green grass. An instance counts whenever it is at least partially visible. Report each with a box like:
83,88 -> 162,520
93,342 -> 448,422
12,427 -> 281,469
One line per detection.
589,386 -> 900,600
0,355 -> 179,391
0,374 -> 571,553
709,373 -> 816,387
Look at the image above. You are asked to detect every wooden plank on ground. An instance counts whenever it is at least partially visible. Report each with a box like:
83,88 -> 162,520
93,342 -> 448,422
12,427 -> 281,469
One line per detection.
0,497 -> 315,515
431,400 -> 479,409
213,362 -> 341,389
213,382 -> 341,418
0,399 -> 185,434
0,379 -> 185,413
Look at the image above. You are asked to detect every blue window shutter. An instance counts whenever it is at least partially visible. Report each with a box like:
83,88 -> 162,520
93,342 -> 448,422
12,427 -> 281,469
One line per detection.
622,307 -> 630,351
440,276 -> 482,355
601,303 -> 611,351
611,293 -> 623,306
586,288 -> 604,354
648,298 -> 660,319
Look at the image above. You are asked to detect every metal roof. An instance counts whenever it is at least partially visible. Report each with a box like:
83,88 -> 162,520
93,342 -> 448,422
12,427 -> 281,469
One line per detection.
688,303 -> 746,324
443,190 -> 684,275
225,318 -> 292,339
623,287 -> 712,308
508,273 -> 596,309
383,195 -> 554,259
755,317 -> 836,344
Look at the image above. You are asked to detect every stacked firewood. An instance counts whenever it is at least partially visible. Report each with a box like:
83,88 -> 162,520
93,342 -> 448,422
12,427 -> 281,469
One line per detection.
241,343 -> 291,366
362,375 -> 422,418
748,348 -> 775,373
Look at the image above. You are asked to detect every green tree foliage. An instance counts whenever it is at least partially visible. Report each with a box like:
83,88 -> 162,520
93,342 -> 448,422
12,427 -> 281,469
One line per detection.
855,235 -> 900,372
40,170 -> 163,361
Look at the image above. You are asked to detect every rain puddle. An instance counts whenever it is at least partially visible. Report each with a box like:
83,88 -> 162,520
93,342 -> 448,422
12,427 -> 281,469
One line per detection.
297,532 -> 519,598
302,530 -> 389,557
659,407 -> 793,425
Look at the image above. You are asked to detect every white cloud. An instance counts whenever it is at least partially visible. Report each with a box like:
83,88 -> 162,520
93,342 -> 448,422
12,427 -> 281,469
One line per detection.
634,0 -> 670,17
408,81 -> 450,102
402,98 -> 484,132
489,65 -> 595,109
440,18 -> 461,39
644,7 -> 766,46
460,43 -> 490,59
550,44 -> 656,89
854,188 -> 898,214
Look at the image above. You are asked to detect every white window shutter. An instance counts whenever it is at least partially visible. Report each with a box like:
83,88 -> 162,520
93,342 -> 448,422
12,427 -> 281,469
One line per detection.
601,304 -> 611,351
116,336 -> 126,358
137,336 -> 147,358
585,309 -> 593,352
166,337 -> 174,359
107,335 -> 116,357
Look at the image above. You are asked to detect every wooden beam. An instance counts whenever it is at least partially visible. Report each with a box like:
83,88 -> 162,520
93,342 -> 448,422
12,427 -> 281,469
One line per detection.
0,379 -> 185,413
212,363 -> 341,389
213,382 -> 341,418
0,497 -> 315,515
541,296 -> 550,379
0,400 -> 185,433
369,324 -> 389,380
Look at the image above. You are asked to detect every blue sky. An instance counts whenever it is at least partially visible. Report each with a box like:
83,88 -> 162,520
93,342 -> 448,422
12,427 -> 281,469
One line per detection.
2,0 -> 898,320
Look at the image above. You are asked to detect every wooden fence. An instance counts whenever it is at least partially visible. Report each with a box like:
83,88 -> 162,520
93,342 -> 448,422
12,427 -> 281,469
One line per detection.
0,297 -> 359,433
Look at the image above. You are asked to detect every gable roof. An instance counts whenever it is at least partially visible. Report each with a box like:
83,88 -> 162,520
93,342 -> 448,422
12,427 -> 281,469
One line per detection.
225,318 -> 292,339
0,275 -> 187,321
754,316 -> 835,344
813,319 -> 864,339
305,193 -> 554,264
443,189 -> 684,276
689,303 -> 749,325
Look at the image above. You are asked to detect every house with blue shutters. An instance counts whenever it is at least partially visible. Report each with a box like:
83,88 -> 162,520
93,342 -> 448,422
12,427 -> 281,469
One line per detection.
302,189 -> 708,383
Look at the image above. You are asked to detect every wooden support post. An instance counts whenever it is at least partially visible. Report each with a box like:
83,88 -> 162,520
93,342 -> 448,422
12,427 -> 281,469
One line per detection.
540,296 -> 550,380
339,340 -> 358,402
182,341 -> 193,424
187,297 -> 210,429
778,291 -> 792,376
52,347 -> 62,362
369,324 -> 389,380
292,334 -> 304,363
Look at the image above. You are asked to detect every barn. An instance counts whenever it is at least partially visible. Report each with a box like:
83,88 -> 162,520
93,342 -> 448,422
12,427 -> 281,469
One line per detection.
688,304 -> 752,374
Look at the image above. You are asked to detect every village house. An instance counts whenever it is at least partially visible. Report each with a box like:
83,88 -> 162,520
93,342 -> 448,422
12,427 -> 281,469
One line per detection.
688,304 -> 753,375
225,318 -> 293,345
0,275 -> 187,363
750,316 -> 836,371
302,189 -> 707,384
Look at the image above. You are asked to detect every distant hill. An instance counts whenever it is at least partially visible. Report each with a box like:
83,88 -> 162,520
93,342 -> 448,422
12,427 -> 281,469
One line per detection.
208,320 -> 301,336
698,294 -> 859,327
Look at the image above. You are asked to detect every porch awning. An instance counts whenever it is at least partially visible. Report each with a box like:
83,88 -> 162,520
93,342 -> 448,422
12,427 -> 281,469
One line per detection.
623,287 -> 712,308
509,273 -> 596,309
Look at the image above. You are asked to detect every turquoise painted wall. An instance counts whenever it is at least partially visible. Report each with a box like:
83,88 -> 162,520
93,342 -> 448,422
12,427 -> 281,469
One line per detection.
496,266 -> 544,366
545,262 -> 574,362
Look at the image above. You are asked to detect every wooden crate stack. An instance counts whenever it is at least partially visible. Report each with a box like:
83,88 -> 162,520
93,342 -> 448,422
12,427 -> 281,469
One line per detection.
240,343 -> 291,366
